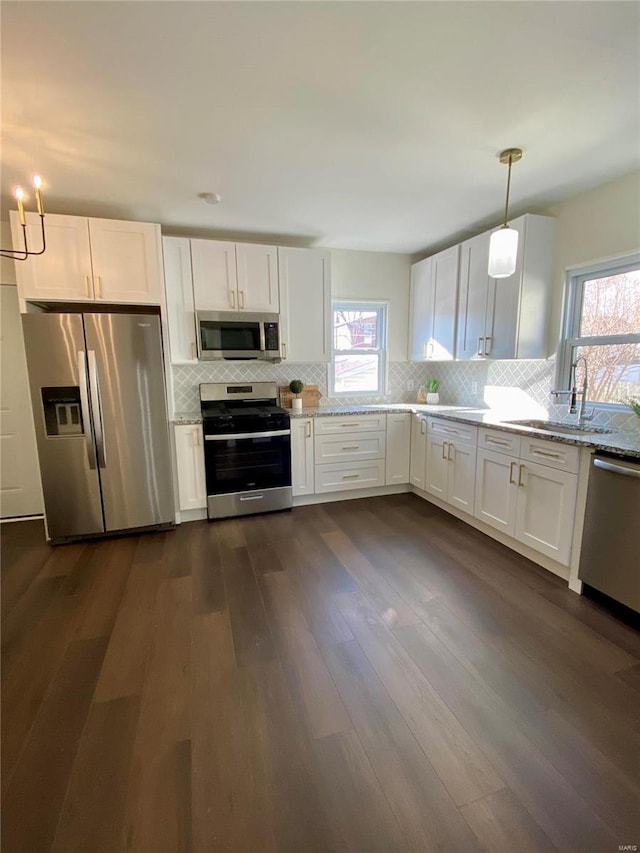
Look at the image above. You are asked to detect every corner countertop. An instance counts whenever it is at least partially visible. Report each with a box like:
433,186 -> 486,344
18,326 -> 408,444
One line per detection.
172,406 -> 640,459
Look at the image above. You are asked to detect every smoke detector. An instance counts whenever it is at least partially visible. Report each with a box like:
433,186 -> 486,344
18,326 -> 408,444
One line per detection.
198,192 -> 222,205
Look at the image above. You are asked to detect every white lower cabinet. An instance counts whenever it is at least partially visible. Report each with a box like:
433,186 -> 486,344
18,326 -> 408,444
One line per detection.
474,436 -> 578,566
514,460 -> 577,565
315,459 -> 386,494
385,413 -> 411,485
174,424 -> 207,511
409,414 -> 428,489
291,418 -> 315,497
425,434 -> 476,514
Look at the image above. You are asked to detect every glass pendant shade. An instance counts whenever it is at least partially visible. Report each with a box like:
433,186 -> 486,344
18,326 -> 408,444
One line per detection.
488,226 -> 518,278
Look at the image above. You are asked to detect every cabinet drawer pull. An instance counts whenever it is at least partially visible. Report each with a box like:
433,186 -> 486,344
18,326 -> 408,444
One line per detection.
518,463 -> 526,487
509,461 -> 517,485
478,336 -> 485,356
340,423 -> 357,428
342,445 -> 360,451
229,290 -> 236,309
342,473 -> 360,480
532,448 -> 562,460
486,436 -> 509,447
484,336 -> 492,356
442,441 -> 448,460
448,443 -> 454,462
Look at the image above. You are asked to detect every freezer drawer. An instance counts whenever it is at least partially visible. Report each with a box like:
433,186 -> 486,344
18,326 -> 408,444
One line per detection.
578,454 -> 640,612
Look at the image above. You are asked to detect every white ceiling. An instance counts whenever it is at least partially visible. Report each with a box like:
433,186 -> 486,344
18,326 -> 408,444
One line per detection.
2,1 -> 639,254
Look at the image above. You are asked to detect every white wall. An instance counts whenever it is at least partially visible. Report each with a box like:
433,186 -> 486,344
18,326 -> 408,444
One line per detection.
0,222 -> 18,285
330,248 -> 411,362
543,169 -> 640,354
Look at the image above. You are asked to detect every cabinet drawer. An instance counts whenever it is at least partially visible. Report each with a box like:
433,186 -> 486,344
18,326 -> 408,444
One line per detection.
428,418 -> 478,445
314,414 -> 386,435
315,459 -> 385,493
478,428 -> 521,458
314,431 -> 386,464
519,438 -> 579,474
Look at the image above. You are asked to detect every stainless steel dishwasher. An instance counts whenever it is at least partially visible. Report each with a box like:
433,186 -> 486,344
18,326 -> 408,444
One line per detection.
578,453 -> 640,612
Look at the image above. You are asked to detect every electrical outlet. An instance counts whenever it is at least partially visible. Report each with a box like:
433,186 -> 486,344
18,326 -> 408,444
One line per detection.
471,381 -> 478,396
407,379 -> 415,391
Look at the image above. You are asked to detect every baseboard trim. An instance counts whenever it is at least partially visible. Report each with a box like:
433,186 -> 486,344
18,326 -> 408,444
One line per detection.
293,483 -> 410,507
0,514 -> 45,524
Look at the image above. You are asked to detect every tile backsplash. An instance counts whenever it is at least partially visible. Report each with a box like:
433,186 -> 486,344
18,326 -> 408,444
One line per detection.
171,358 -> 639,432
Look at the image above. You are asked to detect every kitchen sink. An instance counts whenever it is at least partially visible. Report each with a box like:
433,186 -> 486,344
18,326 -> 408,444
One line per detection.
502,419 -> 612,435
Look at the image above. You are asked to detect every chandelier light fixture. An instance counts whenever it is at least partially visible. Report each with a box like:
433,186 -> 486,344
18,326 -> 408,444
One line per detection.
488,148 -> 522,278
1,176 -> 47,261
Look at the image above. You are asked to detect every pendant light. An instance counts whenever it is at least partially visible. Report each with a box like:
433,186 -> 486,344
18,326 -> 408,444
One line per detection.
1,175 -> 47,261
488,148 -> 522,278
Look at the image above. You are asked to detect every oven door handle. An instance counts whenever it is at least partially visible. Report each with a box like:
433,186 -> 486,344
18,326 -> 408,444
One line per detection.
205,429 -> 291,441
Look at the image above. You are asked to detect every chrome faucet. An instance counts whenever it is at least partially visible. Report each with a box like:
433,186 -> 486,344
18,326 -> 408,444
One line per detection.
550,356 -> 594,422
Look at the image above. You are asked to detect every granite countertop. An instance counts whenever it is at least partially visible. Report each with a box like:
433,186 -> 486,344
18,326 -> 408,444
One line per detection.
172,406 -> 640,459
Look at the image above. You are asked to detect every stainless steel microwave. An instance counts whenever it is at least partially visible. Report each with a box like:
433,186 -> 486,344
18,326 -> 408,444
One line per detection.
196,311 -> 281,361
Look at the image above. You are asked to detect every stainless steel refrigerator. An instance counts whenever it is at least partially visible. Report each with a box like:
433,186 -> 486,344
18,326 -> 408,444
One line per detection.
22,311 -> 174,541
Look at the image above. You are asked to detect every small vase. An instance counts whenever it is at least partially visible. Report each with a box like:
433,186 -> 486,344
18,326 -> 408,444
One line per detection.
292,397 -> 303,412
426,392 -> 439,405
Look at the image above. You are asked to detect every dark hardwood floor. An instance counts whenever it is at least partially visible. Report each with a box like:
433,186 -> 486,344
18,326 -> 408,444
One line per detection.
2,493 -> 639,853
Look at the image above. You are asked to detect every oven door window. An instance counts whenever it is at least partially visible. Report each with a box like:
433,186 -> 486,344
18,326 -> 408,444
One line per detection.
204,433 -> 291,494
200,321 -> 261,353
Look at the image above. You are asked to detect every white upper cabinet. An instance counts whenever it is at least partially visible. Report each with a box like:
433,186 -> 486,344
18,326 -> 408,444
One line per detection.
191,239 -> 238,311
10,211 -> 162,306
88,219 -> 162,304
236,243 -> 279,312
278,247 -> 331,362
10,212 -> 94,302
162,237 -> 197,363
409,246 -> 459,361
456,214 -> 556,360
191,240 -> 278,313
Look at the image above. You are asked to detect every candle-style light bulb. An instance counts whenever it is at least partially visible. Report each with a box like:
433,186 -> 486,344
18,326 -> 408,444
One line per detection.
14,187 -> 26,225
32,175 -> 44,215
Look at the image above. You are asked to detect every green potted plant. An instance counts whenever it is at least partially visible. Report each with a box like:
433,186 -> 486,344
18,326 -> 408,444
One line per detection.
289,379 -> 304,412
628,398 -> 640,419
426,378 -> 441,405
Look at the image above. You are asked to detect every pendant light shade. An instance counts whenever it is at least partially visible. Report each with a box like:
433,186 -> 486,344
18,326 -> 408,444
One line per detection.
488,148 -> 522,279
488,226 -> 518,278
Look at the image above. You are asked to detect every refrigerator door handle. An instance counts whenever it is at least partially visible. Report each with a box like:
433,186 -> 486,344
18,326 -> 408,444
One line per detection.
87,350 -> 107,468
77,351 -> 97,470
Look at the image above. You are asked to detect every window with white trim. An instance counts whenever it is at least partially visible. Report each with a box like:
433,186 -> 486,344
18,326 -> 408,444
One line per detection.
558,255 -> 640,407
330,301 -> 387,396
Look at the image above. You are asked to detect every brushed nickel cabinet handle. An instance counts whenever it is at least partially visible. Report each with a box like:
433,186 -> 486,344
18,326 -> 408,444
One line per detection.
191,341 -> 197,360
508,461 -> 517,485
94,274 -> 102,299
84,274 -> 91,297
478,336 -> 485,356
442,441 -> 448,460
306,421 -> 311,439
239,290 -> 245,309
342,445 -> 360,451
484,336 -> 492,356
486,436 -> 509,447
532,448 -> 562,460
342,473 -> 360,480
282,342 -> 288,359
193,428 -> 201,447
448,443 -> 454,462
229,290 -> 236,309
420,418 -> 426,435
518,463 -> 526,487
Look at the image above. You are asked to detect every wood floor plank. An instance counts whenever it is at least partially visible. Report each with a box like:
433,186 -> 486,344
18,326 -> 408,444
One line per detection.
324,639 -> 484,853
76,536 -> 138,640
260,570 -> 351,739
0,519 -> 52,619
395,621 -> 619,853
124,576 -> 192,852
1,637 -> 108,853
460,788 -> 560,853
52,695 -> 141,853
188,521 -> 227,613
312,729 -> 409,853
334,589 -> 505,806
322,529 -> 421,628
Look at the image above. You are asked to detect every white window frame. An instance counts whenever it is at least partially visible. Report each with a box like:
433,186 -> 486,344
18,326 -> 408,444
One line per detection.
557,252 -> 640,410
329,300 -> 388,397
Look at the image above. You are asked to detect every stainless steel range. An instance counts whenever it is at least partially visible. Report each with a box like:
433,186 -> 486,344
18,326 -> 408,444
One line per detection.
200,382 -> 292,520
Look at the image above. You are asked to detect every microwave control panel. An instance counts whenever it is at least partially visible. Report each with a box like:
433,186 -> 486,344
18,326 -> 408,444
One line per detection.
264,323 -> 279,351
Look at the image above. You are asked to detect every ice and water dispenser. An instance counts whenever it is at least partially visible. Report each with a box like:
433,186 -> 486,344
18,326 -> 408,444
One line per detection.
41,387 -> 84,437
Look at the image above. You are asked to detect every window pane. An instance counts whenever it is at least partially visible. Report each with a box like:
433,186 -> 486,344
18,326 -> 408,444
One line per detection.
333,354 -> 380,393
333,309 -> 379,350
573,343 -> 640,405
579,270 -> 640,337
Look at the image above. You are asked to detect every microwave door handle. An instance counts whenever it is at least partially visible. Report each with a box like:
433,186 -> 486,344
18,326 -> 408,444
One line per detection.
77,351 -> 97,469
259,322 -> 266,353
87,350 -> 107,468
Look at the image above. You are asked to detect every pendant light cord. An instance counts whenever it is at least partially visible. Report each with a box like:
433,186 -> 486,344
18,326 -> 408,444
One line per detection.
503,153 -> 513,228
